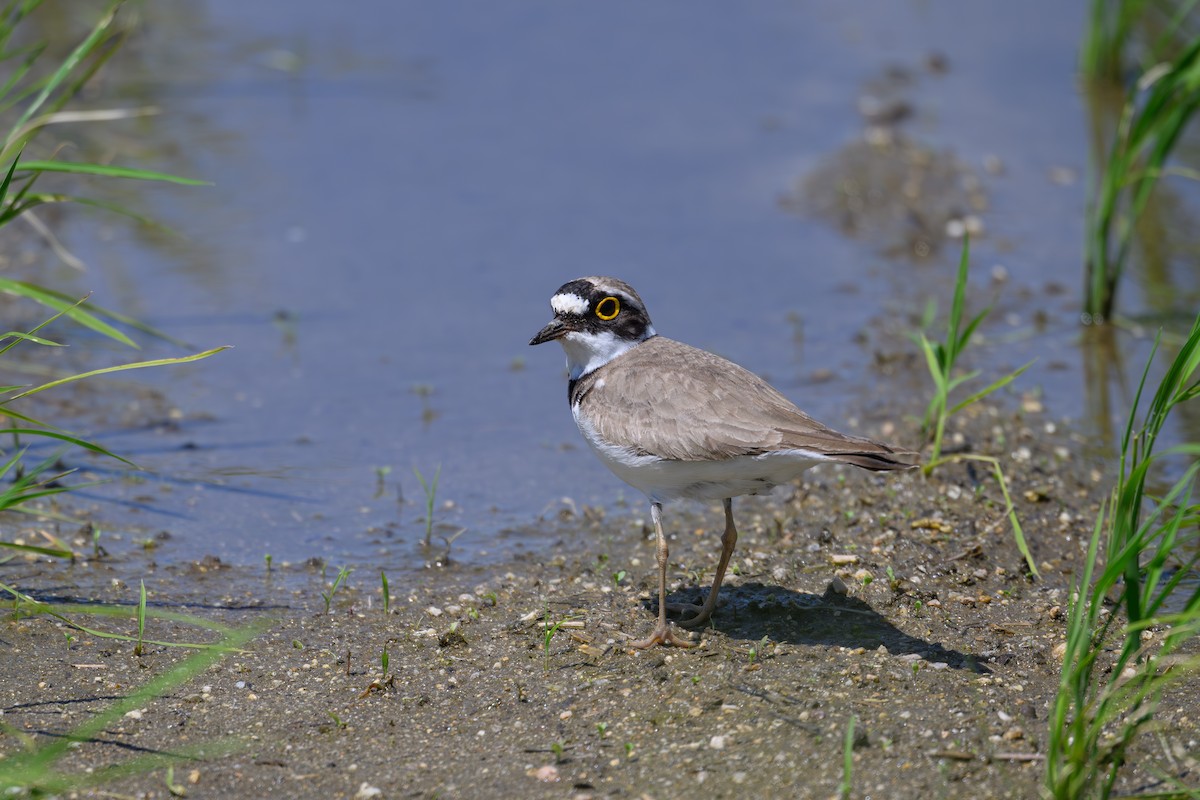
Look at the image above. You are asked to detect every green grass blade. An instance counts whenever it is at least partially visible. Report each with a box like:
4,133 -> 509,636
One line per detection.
6,347 -> 228,402
0,541 -> 73,558
0,278 -> 187,346
0,148 -> 20,205
0,279 -> 134,346
944,236 -> 971,362
0,43 -> 44,110
0,611 -> 266,788
6,4 -> 116,139
0,330 -> 62,347
53,194 -> 183,234
948,360 -> 1035,416
0,428 -> 134,465
955,308 -> 992,356
17,159 -> 208,185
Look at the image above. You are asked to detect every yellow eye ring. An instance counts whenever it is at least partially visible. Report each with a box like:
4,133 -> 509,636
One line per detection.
595,296 -> 620,320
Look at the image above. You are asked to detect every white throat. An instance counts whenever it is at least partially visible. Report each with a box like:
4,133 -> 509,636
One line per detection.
560,328 -> 654,380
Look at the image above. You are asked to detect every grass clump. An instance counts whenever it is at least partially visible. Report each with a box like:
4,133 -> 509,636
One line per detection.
0,299 -> 225,558
1080,0 -> 1147,82
1080,0 -> 1198,83
917,238 -> 1037,576
1,2 -> 205,257
0,2 -> 221,557
1083,31 -> 1200,321
414,464 -> 441,547
1044,311 -> 1200,798
321,566 -> 353,613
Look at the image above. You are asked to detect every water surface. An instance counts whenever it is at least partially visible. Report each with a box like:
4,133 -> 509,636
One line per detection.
32,1 -> 1198,569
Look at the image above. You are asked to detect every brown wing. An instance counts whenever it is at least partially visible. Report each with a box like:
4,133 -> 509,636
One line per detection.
580,337 -> 915,469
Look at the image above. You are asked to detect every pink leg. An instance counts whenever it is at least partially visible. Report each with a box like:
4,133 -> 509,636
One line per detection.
674,498 -> 738,629
631,502 -> 695,649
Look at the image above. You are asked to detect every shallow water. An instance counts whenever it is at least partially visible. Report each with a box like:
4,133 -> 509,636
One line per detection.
28,1 -> 1200,568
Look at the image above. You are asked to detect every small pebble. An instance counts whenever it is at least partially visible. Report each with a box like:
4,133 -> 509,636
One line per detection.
530,765 -> 560,782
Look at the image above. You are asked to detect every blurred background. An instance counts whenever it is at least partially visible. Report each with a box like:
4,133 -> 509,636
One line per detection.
7,1 -> 1200,569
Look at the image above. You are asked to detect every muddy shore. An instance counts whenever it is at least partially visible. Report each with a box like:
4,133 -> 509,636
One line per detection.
7,397 -> 1196,799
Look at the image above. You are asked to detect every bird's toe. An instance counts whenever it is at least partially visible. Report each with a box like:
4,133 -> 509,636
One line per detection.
630,620 -> 697,649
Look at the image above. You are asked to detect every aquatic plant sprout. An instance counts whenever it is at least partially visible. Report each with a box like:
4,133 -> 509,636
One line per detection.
1045,311 -> 1200,798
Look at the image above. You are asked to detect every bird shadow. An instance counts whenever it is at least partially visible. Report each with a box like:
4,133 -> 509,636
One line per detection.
653,581 -> 988,673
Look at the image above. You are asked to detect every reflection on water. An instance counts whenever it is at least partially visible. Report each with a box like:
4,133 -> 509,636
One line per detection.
788,60 -> 988,262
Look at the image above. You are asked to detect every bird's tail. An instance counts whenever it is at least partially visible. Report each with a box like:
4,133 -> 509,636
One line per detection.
832,450 -> 920,471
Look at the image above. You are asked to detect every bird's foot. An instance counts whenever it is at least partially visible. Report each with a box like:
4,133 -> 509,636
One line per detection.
630,619 -> 697,649
665,601 -> 716,629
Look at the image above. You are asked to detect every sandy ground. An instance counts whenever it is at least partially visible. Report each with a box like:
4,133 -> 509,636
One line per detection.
5,398 -> 1198,800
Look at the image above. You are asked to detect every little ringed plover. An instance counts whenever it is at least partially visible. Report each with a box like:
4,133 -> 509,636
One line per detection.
530,276 -> 915,648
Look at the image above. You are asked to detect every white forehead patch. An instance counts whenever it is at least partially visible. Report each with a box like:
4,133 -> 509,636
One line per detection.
551,292 -> 589,316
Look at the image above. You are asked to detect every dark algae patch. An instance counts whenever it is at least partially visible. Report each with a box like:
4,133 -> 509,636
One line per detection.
5,399 -> 1197,799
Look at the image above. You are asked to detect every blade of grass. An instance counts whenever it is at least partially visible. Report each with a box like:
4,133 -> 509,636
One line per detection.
0,428 -> 133,465
18,159 -> 207,185
6,346 -> 229,402
0,279 -> 134,346
948,360 -> 1035,415
0,541 -> 73,558
6,4 -> 117,143
0,278 -> 188,346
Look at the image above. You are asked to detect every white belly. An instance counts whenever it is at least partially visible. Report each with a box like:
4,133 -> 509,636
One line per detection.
572,406 -> 827,503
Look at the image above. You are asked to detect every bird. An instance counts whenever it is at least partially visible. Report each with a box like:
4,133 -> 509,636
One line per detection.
529,276 -> 916,648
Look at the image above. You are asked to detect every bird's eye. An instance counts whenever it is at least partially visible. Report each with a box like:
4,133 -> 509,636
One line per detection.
595,296 -> 620,320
